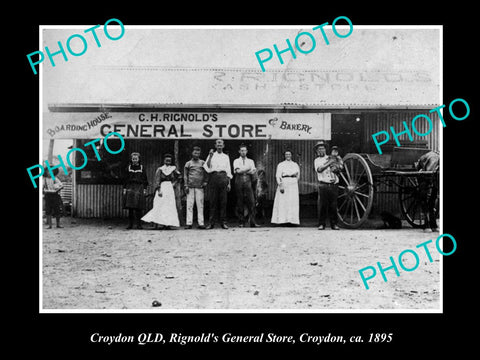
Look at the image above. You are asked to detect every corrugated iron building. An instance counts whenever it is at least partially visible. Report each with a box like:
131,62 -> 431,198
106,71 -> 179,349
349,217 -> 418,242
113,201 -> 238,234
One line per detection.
43,28 -> 440,221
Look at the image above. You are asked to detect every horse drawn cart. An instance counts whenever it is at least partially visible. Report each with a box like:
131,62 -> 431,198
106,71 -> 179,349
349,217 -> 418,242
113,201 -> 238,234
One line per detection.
336,147 -> 439,229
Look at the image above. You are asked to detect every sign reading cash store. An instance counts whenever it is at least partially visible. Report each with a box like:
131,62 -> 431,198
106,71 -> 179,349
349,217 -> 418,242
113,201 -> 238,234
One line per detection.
44,112 -> 331,140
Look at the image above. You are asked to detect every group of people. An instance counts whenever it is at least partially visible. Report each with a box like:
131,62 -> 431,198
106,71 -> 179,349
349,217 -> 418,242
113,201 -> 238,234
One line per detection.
123,139 -> 344,230
43,139 -> 439,232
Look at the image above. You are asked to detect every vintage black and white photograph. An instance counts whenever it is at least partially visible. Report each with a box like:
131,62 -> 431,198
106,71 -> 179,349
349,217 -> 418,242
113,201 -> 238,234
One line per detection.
39,25 -> 442,311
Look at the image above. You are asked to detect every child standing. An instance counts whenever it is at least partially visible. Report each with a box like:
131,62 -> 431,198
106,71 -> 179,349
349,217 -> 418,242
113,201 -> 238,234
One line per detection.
123,152 -> 148,230
43,168 -> 64,229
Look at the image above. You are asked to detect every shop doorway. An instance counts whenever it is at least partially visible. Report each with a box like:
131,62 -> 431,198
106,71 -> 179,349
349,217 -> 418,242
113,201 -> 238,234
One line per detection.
331,114 -> 363,155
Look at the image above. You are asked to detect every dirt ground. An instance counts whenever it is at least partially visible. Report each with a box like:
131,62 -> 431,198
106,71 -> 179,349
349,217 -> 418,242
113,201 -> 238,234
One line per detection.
42,218 -> 441,310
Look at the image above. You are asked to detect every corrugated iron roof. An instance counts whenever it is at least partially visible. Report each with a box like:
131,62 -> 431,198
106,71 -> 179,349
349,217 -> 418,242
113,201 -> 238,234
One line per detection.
43,28 -> 440,109
47,66 -> 439,109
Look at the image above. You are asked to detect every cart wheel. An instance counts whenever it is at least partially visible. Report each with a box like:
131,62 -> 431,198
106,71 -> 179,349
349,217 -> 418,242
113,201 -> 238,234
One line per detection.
399,175 -> 438,228
337,153 -> 374,228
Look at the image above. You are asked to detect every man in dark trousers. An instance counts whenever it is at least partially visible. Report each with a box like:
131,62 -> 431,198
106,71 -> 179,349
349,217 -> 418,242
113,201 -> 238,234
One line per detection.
203,139 -> 232,229
314,141 -> 341,230
233,144 -> 259,228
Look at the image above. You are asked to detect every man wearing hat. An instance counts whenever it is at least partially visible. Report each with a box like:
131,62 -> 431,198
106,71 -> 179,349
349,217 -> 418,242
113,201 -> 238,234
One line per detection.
314,141 -> 341,230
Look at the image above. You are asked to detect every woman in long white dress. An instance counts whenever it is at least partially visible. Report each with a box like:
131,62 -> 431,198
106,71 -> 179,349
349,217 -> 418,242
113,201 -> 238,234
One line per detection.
271,150 -> 300,225
141,154 -> 180,229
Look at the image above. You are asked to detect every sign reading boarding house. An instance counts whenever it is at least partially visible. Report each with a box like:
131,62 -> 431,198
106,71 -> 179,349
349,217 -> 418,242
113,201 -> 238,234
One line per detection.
44,112 -> 331,140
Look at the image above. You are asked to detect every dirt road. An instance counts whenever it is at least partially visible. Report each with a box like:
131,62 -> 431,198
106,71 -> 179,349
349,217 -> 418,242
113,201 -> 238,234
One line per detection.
42,219 -> 441,310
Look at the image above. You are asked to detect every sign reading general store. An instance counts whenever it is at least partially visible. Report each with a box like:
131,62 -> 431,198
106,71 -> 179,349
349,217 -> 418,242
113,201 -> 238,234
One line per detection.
44,112 -> 331,140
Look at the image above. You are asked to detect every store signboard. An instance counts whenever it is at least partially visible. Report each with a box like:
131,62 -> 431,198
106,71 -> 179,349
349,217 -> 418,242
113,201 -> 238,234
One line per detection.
43,112 -> 331,140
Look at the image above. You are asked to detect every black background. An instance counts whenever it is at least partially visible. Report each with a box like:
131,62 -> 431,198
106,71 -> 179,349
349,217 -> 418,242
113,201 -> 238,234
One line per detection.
14,2 -> 476,356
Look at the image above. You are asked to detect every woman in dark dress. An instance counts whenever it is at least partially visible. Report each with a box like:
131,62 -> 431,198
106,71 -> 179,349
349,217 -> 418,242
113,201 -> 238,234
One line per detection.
123,152 -> 148,229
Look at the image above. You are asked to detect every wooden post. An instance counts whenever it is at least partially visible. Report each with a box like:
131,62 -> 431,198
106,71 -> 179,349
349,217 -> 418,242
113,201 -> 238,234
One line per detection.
47,139 -> 54,163
72,139 -> 77,217
174,140 -> 179,167
173,140 -> 184,225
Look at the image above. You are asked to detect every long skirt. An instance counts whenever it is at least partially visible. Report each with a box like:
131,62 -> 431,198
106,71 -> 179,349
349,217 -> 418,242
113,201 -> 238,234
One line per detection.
141,181 -> 180,227
271,177 -> 299,224
123,183 -> 146,209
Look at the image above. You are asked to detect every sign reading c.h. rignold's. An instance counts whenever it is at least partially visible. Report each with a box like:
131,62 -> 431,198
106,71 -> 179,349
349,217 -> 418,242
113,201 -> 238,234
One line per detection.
43,112 -> 331,140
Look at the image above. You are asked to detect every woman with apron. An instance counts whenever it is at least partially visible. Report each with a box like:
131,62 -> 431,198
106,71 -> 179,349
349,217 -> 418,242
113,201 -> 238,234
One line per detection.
142,153 -> 180,229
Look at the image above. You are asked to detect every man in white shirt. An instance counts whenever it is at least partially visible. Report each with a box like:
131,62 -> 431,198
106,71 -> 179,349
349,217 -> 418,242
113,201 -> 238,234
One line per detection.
203,139 -> 232,229
314,141 -> 341,230
233,144 -> 259,228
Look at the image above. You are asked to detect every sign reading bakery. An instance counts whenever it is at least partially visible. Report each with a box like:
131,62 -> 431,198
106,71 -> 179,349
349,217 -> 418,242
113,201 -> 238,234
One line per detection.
43,112 -> 331,140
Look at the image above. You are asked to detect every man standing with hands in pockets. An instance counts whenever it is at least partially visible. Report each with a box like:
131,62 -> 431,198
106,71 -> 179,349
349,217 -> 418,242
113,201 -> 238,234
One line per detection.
203,139 -> 232,229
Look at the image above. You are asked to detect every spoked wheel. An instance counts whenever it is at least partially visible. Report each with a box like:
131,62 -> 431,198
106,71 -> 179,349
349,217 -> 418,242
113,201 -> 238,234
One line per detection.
337,153 -> 374,228
399,175 -> 438,228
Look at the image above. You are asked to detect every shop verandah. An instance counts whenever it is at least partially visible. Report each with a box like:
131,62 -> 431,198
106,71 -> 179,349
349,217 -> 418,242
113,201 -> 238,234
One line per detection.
58,111 -> 438,224
70,137 -> 324,223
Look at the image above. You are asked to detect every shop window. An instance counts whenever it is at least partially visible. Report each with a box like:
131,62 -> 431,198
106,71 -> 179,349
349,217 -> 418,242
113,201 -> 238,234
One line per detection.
331,114 -> 363,154
74,138 -> 129,184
